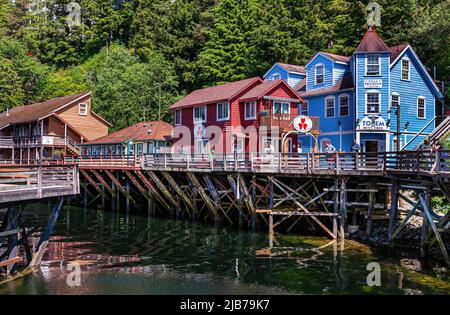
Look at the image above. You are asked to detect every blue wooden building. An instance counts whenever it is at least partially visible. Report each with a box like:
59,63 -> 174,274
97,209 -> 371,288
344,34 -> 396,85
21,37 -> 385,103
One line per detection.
264,27 -> 444,152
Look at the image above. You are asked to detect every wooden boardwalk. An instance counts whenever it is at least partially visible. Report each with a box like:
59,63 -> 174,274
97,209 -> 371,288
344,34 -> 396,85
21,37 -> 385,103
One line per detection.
75,151 -> 450,179
0,164 -> 79,204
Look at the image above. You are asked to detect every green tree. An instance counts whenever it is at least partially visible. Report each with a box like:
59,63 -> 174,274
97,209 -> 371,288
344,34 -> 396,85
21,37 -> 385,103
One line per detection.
197,0 -> 259,86
0,57 -> 24,111
0,38 -> 48,106
84,45 -> 180,130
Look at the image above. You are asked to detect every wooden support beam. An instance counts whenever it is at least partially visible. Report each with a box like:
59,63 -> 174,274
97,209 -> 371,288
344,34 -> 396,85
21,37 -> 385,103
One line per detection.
147,171 -> 179,208
28,197 -> 64,268
125,170 -> 151,200
203,175 -> 233,224
366,182 -> 375,237
91,170 -> 114,195
238,175 -> 257,227
135,170 -> 172,213
80,169 -> 109,200
388,181 -> 399,240
389,202 -> 421,242
162,172 -> 194,214
103,170 -> 135,205
187,172 -> 220,222
339,178 -> 347,240
269,177 -> 336,239
419,192 -> 450,266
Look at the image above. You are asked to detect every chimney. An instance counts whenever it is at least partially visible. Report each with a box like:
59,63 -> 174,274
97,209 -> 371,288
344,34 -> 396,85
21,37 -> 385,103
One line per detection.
6,108 -> 9,116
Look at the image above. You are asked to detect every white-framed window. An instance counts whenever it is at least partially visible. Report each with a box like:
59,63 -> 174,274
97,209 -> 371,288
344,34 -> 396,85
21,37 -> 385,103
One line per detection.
273,101 -> 290,115
401,59 -> 410,81
315,64 -> 324,84
417,96 -> 426,119
366,92 -> 381,114
244,101 -> 257,120
174,109 -> 182,125
271,73 -> 281,80
325,96 -> 335,118
366,54 -> 380,76
78,103 -> 88,116
193,106 -> 207,123
216,102 -> 230,121
391,93 -> 400,108
300,101 -> 308,116
339,94 -> 349,116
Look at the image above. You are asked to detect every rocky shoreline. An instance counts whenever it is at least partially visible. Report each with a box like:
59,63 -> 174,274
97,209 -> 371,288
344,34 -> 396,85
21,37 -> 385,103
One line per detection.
351,214 -> 449,266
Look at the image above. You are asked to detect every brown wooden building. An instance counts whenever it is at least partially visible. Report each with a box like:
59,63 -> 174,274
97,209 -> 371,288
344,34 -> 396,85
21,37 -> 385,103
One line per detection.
0,92 -> 111,162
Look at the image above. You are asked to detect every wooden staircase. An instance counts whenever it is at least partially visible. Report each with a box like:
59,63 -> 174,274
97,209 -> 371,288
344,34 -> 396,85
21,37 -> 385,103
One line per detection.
415,116 -> 450,149
66,136 -> 81,156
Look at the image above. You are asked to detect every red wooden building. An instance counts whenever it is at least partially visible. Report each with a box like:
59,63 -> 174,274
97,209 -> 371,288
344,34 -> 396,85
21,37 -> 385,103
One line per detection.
170,77 -> 308,155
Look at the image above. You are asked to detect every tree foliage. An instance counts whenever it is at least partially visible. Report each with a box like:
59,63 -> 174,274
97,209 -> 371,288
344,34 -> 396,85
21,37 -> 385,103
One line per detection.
0,0 -> 448,126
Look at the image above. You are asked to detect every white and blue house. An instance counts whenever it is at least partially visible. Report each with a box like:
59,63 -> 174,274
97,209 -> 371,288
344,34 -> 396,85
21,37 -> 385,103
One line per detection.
264,27 -> 444,152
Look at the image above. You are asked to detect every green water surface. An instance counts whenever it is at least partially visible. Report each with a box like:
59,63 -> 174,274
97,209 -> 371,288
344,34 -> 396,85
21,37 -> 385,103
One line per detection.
1,204 -> 449,295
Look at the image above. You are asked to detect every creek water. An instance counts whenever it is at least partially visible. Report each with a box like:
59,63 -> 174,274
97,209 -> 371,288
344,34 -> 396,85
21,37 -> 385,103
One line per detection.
0,204 -> 449,295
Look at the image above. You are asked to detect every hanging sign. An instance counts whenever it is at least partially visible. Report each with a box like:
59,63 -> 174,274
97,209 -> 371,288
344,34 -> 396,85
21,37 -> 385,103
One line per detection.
359,116 -> 387,131
293,115 -> 313,133
364,79 -> 383,88
42,136 -> 54,145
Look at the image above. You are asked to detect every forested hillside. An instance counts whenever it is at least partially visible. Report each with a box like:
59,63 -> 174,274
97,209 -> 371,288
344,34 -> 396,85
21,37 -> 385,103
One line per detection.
0,0 -> 448,130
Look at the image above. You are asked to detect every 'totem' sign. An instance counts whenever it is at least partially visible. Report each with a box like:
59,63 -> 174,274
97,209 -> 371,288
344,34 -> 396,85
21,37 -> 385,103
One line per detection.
293,115 -> 313,133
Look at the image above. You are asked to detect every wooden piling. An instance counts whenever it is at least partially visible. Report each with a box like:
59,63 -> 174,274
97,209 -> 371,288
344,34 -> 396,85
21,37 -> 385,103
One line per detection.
366,182 -> 375,236
388,181 -> 399,240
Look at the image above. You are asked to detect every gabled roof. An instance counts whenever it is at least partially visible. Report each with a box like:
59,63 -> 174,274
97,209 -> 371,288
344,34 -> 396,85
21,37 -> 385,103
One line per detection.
86,121 -> 173,145
355,27 -> 390,53
321,52 -> 351,63
294,78 -> 306,92
389,43 -> 409,63
305,52 -> 350,68
298,72 -> 354,98
170,77 -> 262,109
389,44 -> 443,99
239,79 -> 303,102
276,63 -> 306,74
0,92 -> 112,129
0,92 -> 91,129
263,62 -> 306,79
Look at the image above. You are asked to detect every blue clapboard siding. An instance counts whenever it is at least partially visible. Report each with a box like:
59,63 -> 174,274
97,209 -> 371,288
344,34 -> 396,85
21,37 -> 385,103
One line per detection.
287,72 -> 305,89
306,54 -> 334,90
355,52 -> 391,123
389,48 -> 436,150
333,63 -> 348,85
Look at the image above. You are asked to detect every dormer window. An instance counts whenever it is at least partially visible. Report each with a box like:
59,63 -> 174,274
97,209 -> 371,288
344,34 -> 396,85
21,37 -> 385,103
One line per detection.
401,59 -> 410,81
315,64 -> 324,84
78,103 -> 88,116
271,73 -> 281,81
366,54 -> 380,76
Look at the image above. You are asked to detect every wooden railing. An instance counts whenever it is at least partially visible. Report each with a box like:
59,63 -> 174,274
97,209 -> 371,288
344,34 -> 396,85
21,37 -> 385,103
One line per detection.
0,136 -> 14,148
73,150 -> 450,177
12,135 -> 68,147
260,114 -> 319,132
0,164 -> 79,203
